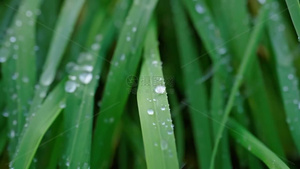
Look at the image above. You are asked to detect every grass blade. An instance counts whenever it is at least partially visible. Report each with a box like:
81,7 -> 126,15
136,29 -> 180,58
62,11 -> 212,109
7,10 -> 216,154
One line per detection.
171,0 -> 213,168
136,20 -> 179,169
210,3 -> 270,169
284,0 -> 300,38
91,0 -> 159,167
29,0 -> 85,112
60,0 -> 128,165
11,80 -> 66,169
0,0 -> 41,157
228,118 -> 289,169
268,1 -> 300,153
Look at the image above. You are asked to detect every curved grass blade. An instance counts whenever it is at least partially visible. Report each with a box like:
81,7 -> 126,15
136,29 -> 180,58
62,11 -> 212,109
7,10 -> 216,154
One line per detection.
267,1 -> 300,153
227,118 -> 289,169
284,0 -> 300,38
29,0 -> 85,112
91,0 -> 159,167
171,0 -> 213,168
11,80 -> 66,169
0,0 -> 42,157
136,20 -> 179,169
209,4 -> 270,169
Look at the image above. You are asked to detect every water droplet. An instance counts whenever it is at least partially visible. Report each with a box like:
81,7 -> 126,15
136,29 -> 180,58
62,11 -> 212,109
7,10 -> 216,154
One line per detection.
132,27 -> 137,32
248,145 -> 252,151
258,0 -> 266,4
160,140 -> 168,150
147,109 -> 154,115
12,120 -> 17,125
22,77 -> 29,83
2,112 -> 9,117
79,73 -> 93,84
82,65 -> 93,72
68,75 -> 76,81
40,91 -> 46,98
126,36 -> 131,41
195,4 -> 205,14
283,86 -> 289,92
26,10 -> 33,17
155,85 -> 166,94
65,80 -> 78,93
10,130 -> 15,138
92,43 -> 100,50
59,102 -> 66,108
120,54 -> 126,61
288,74 -> 294,80
10,36 -> 16,43
218,47 -> 227,55
0,56 -> 7,63
12,73 -> 19,80
15,20 -> 22,27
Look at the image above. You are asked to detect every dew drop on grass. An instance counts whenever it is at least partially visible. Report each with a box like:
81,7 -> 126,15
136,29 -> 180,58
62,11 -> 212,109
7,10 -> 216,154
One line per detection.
126,36 -> 131,41
68,75 -> 76,80
248,145 -> 252,151
92,43 -> 100,50
83,65 -> 93,72
132,27 -> 137,32
120,54 -> 126,61
79,73 -> 93,84
59,102 -> 66,108
283,86 -> 289,92
22,77 -> 29,83
10,130 -> 15,138
26,10 -> 33,17
195,4 -> 205,14
147,109 -> 154,115
160,140 -> 168,150
10,36 -> 16,43
12,120 -> 17,125
155,85 -> 166,94
258,0 -> 266,4
288,74 -> 294,80
39,91 -> 46,98
161,106 -> 166,111
15,20 -> 22,27
65,81 -> 78,93
2,112 -> 9,117
0,56 -> 7,63
12,73 -> 19,80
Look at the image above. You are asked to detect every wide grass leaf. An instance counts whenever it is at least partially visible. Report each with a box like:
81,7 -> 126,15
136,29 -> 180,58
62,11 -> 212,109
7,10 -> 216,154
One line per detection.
91,0 -> 159,167
268,1 -> 300,153
136,20 -> 179,169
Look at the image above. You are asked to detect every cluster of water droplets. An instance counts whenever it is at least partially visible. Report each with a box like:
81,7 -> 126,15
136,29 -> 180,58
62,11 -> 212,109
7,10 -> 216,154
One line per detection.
64,34 -> 103,93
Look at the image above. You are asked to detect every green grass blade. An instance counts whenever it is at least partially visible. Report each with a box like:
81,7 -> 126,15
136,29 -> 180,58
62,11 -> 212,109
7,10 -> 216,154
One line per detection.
171,0 -> 213,168
29,0 -> 85,112
91,0 -> 159,167
210,4 -> 270,169
227,118 -> 289,169
284,0 -> 300,38
11,80 -> 66,169
0,0 -> 41,157
136,20 -> 179,169
268,1 -> 300,153
61,3 -> 126,165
